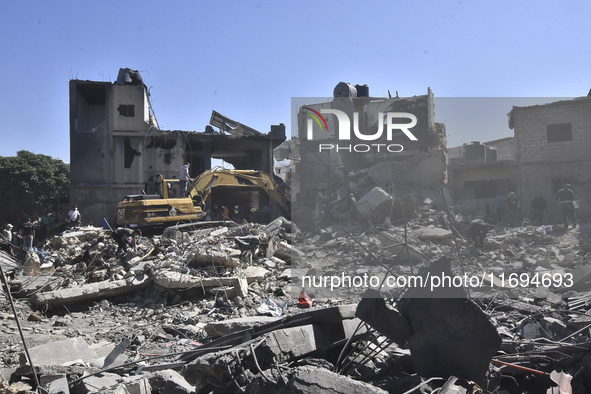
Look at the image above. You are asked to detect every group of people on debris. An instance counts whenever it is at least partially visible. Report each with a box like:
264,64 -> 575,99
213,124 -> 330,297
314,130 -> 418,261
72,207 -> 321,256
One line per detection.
492,185 -> 577,228
471,184 -> 578,247
1,220 -> 35,251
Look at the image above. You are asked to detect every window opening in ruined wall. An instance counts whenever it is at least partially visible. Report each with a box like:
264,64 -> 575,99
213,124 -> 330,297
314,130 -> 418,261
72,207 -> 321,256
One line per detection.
118,104 -> 135,117
546,123 -> 572,143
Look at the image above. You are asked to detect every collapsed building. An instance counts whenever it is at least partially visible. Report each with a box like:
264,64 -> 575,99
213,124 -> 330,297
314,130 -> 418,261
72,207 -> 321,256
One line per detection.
0,75 -> 586,392
449,96 -> 591,221
291,83 -> 448,230
69,68 -> 285,226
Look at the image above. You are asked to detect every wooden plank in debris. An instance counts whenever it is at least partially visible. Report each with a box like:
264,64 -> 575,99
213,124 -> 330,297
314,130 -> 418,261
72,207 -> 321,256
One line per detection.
31,274 -> 151,307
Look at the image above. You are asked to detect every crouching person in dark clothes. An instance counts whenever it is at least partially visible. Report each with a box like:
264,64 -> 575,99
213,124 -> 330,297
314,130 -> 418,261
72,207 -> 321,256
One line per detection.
469,219 -> 494,247
112,228 -> 141,254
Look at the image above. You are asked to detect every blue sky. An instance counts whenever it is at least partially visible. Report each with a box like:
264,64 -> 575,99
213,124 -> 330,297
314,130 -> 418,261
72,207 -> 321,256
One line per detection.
2,1 -> 590,161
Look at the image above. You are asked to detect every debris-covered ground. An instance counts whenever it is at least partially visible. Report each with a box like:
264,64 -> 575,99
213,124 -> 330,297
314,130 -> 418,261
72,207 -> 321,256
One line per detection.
1,203 -> 591,393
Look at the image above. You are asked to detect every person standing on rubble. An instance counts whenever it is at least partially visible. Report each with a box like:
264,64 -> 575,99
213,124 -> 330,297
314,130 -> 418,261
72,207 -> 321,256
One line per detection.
1,224 -> 13,243
19,218 -> 35,251
469,219 -> 493,247
504,192 -> 520,225
111,227 -> 141,254
232,205 -> 241,222
179,163 -> 191,196
530,194 -> 548,226
68,205 -> 82,227
556,184 -> 576,229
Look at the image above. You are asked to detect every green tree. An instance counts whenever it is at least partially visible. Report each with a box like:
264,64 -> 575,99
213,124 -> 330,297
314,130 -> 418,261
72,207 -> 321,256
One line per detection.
0,151 -> 70,225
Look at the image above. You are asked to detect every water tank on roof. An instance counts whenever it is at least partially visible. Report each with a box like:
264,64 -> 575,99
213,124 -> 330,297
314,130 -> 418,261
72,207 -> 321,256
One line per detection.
485,147 -> 498,162
465,141 -> 485,161
333,82 -> 357,98
355,84 -> 370,97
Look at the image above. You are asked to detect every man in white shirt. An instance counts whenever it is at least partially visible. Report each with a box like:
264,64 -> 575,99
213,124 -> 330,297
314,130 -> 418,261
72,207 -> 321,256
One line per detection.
68,206 -> 81,226
179,163 -> 191,196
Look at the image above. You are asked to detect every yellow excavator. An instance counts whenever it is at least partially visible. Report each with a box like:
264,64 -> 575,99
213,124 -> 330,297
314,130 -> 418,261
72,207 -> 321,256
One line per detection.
116,168 -> 290,230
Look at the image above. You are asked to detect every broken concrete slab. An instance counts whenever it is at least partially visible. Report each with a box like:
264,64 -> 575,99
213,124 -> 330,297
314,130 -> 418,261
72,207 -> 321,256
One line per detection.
21,337 -> 97,367
247,365 -> 389,393
40,374 -> 70,394
244,266 -> 271,283
10,275 -> 62,297
21,251 -> 41,276
147,369 -> 195,394
204,316 -> 280,338
182,312 -> 360,389
414,226 -> 453,240
355,187 -> 393,219
31,274 -> 150,307
153,270 -> 248,290
186,247 -> 242,267
73,372 -> 123,394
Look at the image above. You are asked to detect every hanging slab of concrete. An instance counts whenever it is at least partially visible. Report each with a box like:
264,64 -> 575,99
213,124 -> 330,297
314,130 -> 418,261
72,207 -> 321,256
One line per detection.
397,257 -> 501,386
355,289 -> 412,345
31,274 -> 150,308
20,337 -> 97,367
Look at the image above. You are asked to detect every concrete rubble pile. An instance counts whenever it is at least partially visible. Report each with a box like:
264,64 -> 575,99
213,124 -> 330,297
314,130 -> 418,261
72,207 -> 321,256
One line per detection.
0,203 -> 591,393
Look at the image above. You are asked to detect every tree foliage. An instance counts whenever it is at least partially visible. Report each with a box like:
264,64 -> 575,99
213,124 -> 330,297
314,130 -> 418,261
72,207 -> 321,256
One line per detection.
0,151 -> 70,225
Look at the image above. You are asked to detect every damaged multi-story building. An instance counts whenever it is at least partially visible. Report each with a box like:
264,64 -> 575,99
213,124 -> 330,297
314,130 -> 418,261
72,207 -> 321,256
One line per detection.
291,83 -> 448,225
448,95 -> 591,221
69,68 -> 285,225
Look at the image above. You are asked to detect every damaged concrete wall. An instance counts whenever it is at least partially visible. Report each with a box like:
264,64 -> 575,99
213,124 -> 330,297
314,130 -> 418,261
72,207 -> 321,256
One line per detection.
294,87 -> 448,210
367,150 -> 447,189
110,84 -> 151,132
512,97 -> 591,219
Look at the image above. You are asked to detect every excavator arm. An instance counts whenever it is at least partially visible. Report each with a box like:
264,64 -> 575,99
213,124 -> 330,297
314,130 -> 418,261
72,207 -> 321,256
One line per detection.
187,168 -> 290,216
